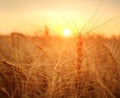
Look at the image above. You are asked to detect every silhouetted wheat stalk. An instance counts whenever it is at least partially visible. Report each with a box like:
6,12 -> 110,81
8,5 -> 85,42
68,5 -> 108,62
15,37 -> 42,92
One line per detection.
75,5 -> 120,97
75,34 -> 84,97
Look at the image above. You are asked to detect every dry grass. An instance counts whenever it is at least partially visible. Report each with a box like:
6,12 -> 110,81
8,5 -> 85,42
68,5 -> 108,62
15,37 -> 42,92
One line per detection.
0,34 -> 120,98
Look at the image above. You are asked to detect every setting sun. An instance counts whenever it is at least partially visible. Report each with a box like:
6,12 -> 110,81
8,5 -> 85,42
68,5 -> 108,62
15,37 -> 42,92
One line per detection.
63,29 -> 71,37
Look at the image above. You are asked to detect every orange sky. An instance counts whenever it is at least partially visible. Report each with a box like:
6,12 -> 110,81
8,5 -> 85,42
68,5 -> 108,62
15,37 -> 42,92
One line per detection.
0,0 -> 120,36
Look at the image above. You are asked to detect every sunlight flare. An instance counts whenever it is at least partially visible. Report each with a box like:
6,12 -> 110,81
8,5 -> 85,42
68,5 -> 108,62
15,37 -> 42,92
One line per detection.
63,29 -> 71,37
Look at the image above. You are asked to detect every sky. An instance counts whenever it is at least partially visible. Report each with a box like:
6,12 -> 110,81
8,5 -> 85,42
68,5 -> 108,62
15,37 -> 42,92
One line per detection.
0,0 -> 120,36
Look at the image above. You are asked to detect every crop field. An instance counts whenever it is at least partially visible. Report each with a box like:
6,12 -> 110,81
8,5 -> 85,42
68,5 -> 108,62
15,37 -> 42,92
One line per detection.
0,34 -> 120,98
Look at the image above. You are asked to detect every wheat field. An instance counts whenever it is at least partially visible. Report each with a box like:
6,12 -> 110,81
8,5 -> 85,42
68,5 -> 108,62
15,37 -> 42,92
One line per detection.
0,33 -> 120,98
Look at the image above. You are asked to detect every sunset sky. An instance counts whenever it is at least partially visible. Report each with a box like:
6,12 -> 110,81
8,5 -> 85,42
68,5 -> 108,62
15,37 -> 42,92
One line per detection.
0,0 -> 120,36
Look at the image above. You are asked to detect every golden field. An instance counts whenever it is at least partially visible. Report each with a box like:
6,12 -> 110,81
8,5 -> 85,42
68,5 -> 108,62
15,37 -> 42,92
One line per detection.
0,33 -> 120,98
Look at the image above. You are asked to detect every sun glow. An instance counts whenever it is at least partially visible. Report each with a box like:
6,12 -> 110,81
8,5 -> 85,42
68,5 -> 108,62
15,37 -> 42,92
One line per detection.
63,29 -> 71,37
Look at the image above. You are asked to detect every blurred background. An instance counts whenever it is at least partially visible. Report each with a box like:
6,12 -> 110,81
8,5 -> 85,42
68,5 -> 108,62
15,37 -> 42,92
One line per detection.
0,0 -> 120,37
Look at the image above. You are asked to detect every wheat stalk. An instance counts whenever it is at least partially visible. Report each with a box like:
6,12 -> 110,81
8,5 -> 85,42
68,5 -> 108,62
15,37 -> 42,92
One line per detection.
0,59 -> 26,98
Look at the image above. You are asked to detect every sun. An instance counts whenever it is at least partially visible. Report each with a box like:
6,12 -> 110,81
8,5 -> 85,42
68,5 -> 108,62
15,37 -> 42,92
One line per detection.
63,29 -> 71,37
